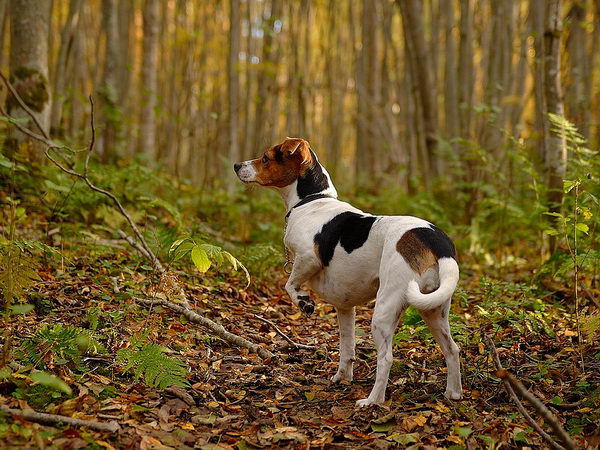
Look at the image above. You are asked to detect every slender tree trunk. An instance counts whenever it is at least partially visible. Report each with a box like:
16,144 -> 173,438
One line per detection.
543,0 -> 566,239
139,0 -> 159,159
458,0 -> 473,139
252,0 -> 281,153
51,0 -> 83,136
443,0 -> 459,139
355,0 -> 379,181
398,0 -> 439,176
8,0 -> 52,157
99,0 -> 120,161
565,2 -> 590,139
532,0 -> 547,164
228,0 -> 241,171
0,0 -> 9,69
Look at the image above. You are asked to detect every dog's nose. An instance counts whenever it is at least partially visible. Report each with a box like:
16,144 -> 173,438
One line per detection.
233,162 -> 242,173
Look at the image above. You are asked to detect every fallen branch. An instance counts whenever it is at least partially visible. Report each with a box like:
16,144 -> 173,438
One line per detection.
0,72 -> 268,362
484,336 -> 576,450
135,297 -> 274,360
0,405 -> 120,433
253,314 -> 316,350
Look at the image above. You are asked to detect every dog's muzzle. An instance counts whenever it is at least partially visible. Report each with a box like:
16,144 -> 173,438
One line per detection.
234,161 -> 258,183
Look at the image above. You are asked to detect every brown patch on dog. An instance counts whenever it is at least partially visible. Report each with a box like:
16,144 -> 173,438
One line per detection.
250,138 -> 314,187
396,231 -> 437,275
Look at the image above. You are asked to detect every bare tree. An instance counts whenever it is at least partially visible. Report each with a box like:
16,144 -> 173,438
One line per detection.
7,0 -> 52,155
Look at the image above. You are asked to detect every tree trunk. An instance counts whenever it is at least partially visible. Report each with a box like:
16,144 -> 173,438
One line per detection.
443,0 -> 459,139
228,0 -> 241,172
543,0 -> 566,231
252,0 -> 281,154
457,0 -> 474,139
139,0 -> 159,159
398,0 -> 439,176
355,0 -> 379,181
565,2 -> 590,139
531,0 -> 547,165
99,0 -> 121,161
50,0 -> 83,136
7,0 -> 52,157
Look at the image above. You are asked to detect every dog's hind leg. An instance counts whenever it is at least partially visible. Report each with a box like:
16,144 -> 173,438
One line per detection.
356,290 -> 406,406
419,301 -> 463,400
332,307 -> 355,383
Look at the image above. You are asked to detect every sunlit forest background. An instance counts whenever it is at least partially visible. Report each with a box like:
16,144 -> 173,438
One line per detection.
0,0 -> 599,448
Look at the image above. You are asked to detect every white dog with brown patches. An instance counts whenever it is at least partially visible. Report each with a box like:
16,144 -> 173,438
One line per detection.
234,138 -> 462,406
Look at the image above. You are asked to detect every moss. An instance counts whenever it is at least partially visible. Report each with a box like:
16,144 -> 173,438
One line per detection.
7,66 -> 49,113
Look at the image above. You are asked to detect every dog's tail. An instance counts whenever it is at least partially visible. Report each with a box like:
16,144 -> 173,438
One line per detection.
405,257 -> 459,310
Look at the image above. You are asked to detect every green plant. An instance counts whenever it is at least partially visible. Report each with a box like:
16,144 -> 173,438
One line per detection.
170,237 -> 250,286
116,333 -> 188,389
19,324 -> 104,369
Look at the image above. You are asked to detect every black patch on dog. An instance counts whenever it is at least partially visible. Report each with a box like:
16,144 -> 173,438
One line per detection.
314,212 -> 377,266
274,146 -> 284,163
296,150 -> 330,198
410,226 -> 456,259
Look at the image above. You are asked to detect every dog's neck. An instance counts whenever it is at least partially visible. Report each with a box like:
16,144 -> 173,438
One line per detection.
279,153 -> 338,213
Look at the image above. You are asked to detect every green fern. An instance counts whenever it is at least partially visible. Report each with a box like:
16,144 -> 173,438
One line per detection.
0,245 -> 40,307
20,324 -> 105,369
117,343 -> 188,389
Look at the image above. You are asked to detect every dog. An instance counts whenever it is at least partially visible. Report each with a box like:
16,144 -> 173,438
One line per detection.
234,137 -> 462,406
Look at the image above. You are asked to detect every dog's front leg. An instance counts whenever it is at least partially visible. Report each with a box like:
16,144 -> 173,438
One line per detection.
284,254 -> 320,315
332,307 -> 355,383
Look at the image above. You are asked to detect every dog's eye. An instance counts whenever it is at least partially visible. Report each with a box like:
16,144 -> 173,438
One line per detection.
262,155 -> 269,164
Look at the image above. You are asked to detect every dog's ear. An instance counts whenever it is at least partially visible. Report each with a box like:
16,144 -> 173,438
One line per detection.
282,138 -> 312,166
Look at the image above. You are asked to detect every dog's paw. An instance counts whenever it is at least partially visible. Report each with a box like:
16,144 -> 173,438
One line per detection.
298,296 -> 315,316
331,370 -> 353,383
444,389 -> 463,401
355,397 -> 380,407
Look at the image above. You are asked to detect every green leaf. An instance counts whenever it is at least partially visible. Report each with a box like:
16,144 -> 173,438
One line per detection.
304,391 -> 315,401
453,426 -> 473,438
563,180 -> 578,193
575,223 -> 589,234
543,229 -> 559,236
388,433 -> 419,445
44,179 -> 71,193
191,245 -> 211,272
371,422 -> 394,432
10,304 -> 34,315
550,396 -> 563,405
30,371 -> 73,395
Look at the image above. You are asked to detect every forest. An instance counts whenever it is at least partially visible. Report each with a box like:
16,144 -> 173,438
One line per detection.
0,0 -> 599,448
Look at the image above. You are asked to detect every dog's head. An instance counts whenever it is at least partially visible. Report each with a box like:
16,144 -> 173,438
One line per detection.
233,138 -> 314,187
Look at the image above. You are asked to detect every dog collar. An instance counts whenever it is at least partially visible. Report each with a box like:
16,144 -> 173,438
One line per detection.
285,194 -> 334,219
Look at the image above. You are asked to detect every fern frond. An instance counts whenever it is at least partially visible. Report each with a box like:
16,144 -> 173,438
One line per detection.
20,324 -> 104,369
117,343 -> 188,389
0,245 -> 41,303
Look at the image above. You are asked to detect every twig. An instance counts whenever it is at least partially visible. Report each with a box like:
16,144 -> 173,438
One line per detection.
0,72 -> 48,138
253,314 -> 317,350
135,297 -> 275,360
0,74 -> 160,274
0,405 -> 120,433
484,336 -> 576,450
117,229 -> 161,271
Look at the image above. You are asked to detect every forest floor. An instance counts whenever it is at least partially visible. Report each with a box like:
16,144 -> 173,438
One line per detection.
1,215 -> 599,449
